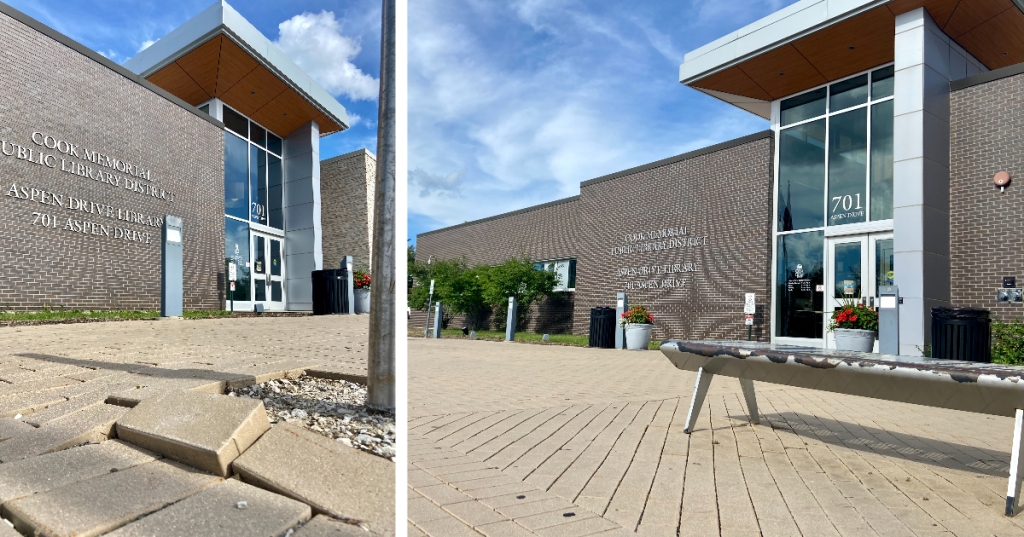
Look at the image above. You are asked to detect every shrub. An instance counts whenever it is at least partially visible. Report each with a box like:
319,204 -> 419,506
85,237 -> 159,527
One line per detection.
992,318 -> 1024,365
827,299 -> 878,332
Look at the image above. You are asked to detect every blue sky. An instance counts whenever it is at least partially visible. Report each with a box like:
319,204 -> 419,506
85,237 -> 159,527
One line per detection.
409,0 -> 801,246
5,0 -> 380,160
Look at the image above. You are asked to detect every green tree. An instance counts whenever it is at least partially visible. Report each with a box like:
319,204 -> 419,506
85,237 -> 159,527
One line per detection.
408,257 -> 487,328
478,258 -> 559,331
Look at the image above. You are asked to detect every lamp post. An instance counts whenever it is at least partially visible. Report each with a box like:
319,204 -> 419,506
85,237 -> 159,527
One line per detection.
367,0 -> 396,411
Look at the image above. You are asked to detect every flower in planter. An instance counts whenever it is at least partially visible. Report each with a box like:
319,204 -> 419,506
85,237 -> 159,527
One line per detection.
620,304 -> 654,326
827,298 -> 878,332
353,270 -> 371,290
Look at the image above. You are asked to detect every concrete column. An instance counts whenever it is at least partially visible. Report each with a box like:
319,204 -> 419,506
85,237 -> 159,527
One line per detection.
892,8 -> 986,355
282,121 -> 323,311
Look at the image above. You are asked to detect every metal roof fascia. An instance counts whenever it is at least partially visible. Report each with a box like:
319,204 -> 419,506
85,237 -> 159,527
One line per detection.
679,0 -> 888,86
123,0 -> 350,133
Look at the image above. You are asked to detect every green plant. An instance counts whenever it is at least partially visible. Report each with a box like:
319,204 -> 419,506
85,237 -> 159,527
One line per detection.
620,304 -> 653,326
408,257 -> 488,329
477,258 -> 558,331
353,270 -> 371,290
827,299 -> 878,332
992,319 -> 1024,365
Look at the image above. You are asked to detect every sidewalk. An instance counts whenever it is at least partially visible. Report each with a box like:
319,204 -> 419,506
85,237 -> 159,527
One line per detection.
408,338 -> 1023,537
0,315 -> 394,536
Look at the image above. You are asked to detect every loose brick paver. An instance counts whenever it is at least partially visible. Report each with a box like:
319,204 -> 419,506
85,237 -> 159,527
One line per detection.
233,423 -> 396,536
116,390 -> 270,476
409,338 -> 1024,537
4,460 -> 221,537
0,316 -> 387,536
104,479 -> 311,537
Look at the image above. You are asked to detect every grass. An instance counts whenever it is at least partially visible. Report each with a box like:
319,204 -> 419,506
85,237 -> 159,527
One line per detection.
423,328 -> 662,350
0,308 -> 233,322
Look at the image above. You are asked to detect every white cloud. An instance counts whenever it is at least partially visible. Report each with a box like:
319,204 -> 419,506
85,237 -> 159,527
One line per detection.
274,11 -> 378,101
408,0 -> 772,230
137,39 -> 156,53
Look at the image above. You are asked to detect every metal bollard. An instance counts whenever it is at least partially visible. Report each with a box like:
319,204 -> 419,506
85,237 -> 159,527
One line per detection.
432,302 -> 443,338
615,292 -> 628,349
506,297 -> 517,341
879,285 -> 899,355
342,255 -> 355,315
161,216 -> 183,318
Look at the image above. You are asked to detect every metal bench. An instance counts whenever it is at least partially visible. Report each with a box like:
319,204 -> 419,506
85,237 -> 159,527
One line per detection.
660,340 -> 1024,516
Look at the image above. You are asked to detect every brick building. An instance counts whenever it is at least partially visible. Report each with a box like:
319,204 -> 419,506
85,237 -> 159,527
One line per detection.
0,1 -> 373,312
416,0 -> 1024,355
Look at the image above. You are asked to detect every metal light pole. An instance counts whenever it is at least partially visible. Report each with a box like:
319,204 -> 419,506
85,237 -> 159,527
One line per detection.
367,0 -> 396,411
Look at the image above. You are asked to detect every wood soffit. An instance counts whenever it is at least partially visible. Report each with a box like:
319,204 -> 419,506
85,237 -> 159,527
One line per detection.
690,0 -> 1024,101
145,35 -> 343,137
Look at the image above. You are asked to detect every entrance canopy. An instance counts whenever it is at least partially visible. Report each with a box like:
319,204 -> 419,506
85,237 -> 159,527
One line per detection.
124,1 -> 350,137
680,0 -> 1024,118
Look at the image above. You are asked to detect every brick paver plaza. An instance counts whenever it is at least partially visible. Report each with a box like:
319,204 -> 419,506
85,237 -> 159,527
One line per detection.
0,315 -> 394,536
408,338 -> 1024,537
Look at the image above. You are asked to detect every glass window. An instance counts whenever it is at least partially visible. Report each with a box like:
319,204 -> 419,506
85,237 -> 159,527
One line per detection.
267,133 -> 282,155
250,146 -> 267,225
781,88 -> 826,126
224,133 -> 249,220
198,104 -> 210,115
827,108 -> 867,226
253,235 -> 265,274
568,259 -> 576,289
776,231 -> 824,339
270,239 -> 281,277
268,154 -> 283,229
250,123 -> 267,148
829,74 -> 868,112
871,65 -> 894,100
223,107 -> 248,138
225,218 -> 251,302
876,238 -> 894,287
777,119 -> 826,231
271,281 -> 282,302
870,100 -> 894,221
833,242 -> 862,298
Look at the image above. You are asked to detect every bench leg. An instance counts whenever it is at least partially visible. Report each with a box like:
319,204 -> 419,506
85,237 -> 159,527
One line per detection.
739,378 -> 759,425
684,367 -> 713,434
1008,408 -> 1024,516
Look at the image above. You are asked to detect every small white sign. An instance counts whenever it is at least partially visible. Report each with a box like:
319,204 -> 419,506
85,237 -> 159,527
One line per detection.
815,284 -> 824,292
229,281 -> 236,291
880,296 -> 897,309
228,262 -> 237,282
429,279 -> 435,294
743,293 -> 756,314
745,314 -> 754,326
166,229 -> 181,243
617,299 -> 624,308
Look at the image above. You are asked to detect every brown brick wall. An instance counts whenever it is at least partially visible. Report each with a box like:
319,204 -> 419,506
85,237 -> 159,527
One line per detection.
415,197 -> 580,332
417,197 -> 580,266
573,134 -> 774,340
321,149 -> 375,272
0,11 -> 224,311
950,69 -> 1024,320
415,133 -> 775,339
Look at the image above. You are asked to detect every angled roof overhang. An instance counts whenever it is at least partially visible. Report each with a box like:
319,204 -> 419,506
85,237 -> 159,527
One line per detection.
681,0 -> 1024,119
124,0 -> 350,137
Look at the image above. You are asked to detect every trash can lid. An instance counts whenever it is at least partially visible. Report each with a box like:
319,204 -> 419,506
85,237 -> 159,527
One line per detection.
931,307 -> 990,320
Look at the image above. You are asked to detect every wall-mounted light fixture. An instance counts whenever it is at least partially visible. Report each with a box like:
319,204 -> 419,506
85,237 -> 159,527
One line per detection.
995,171 -> 1011,193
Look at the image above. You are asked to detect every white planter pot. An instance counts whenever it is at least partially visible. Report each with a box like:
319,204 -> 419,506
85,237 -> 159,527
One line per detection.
354,288 -> 371,314
624,323 -> 653,350
834,328 -> 875,352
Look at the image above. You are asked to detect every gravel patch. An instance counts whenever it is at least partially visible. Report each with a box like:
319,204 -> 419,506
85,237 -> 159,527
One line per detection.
230,375 -> 395,461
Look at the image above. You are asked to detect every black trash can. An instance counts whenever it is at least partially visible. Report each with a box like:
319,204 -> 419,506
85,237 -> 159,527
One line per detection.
589,307 -> 615,348
931,307 -> 991,362
311,269 -> 350,315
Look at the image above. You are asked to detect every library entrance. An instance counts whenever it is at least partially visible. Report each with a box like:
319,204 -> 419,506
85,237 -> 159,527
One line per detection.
824,233 -> 893,349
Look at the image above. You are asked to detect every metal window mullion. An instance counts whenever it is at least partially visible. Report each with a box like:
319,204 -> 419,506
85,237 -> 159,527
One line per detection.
866,99 -> 872,222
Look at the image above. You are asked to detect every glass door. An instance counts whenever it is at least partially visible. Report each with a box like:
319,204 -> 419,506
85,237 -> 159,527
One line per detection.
824,233 -> 892,348
251,233 -> 285,310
